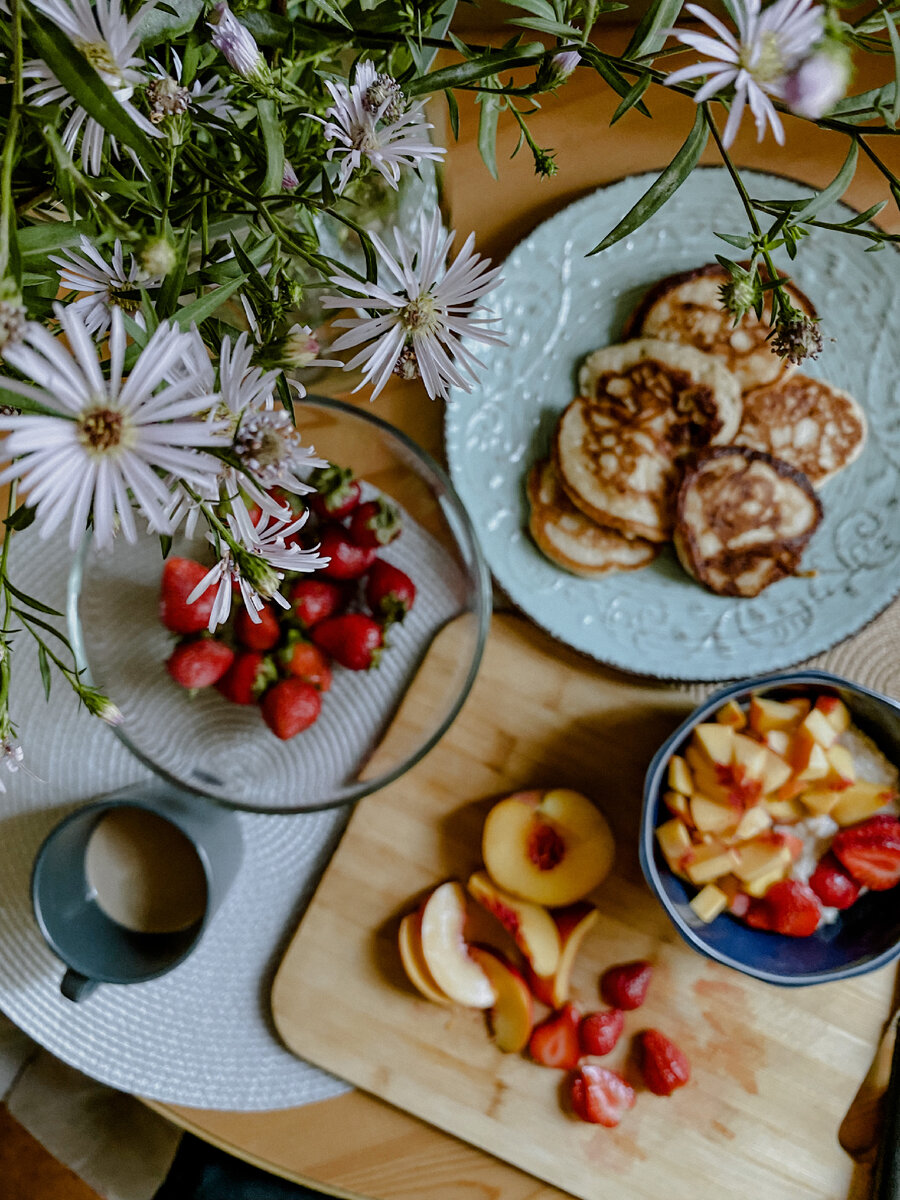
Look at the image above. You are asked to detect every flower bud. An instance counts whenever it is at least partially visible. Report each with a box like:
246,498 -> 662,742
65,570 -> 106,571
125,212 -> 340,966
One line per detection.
282,159 -> 299,191
140,236 -> 177,278
543,47 -> 581,89
208,2 -> 271,87
282,323 -> 319,368
782,44 -> 850,119
80,688 -> 124,726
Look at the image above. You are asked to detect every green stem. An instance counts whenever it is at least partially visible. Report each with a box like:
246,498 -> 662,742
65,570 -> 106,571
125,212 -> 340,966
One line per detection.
0,0 -> 24,282
0,481 -> 19,727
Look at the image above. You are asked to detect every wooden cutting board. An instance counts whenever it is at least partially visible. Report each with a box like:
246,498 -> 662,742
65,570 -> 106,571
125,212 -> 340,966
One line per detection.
271,614 -> 895,1200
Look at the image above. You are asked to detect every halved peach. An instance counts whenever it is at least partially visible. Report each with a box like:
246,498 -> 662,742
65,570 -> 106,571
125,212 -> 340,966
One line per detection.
481,788 -> 614,908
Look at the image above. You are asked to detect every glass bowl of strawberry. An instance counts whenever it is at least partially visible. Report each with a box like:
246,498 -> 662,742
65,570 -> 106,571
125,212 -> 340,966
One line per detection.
68,397 -> 491,814
640,670 -> 900,986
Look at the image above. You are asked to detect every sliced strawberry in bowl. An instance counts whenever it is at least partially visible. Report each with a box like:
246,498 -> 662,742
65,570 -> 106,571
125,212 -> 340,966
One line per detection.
808,852 -> 862,909
832,816 -> 900,891
761,879 -> 822,937
569,1065 -> 636,1126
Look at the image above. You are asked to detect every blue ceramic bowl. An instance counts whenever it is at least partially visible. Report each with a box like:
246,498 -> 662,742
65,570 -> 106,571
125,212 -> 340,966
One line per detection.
640,670 -> 900,986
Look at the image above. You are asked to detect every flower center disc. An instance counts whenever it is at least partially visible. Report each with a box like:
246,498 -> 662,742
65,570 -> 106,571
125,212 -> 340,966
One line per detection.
402,294 -> 438,334
745,31 -> 784,83
76,40 -> 124,88
78,406 -> 125,453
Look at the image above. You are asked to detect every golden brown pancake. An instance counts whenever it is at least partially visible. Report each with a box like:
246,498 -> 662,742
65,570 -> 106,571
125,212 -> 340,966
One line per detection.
624,264 -> 817,392
526,458 -> 658,577
673,447 -> 823,597
736,374 -> 866,488
556,339 -> 742,543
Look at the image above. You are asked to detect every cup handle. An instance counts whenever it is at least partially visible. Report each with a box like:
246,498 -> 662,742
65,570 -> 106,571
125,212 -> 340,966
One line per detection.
61,969 -> 99,1002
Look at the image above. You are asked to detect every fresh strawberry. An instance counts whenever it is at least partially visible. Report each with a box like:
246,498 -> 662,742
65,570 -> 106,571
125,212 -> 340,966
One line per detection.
579,1008 -> 624,1058
159,557 -> 215,634
833,815 -> 900,891
308,464 -> 361,520
637,1029 -> 691,1096
600,961 -> 653,1010
288,578 -> 345,628
744,899 -> 771,930
569,1065 -> 635,1126
365,559 -> 416,624
318,524 -> 377,580
761,879 -> 822,936
166,639 -> 234,689
528,1003 -> 581,1070
261,678 -> 322,740
278,634 -> 332,691
216,651 -> 276,704
808,852 -> 862,909
348,498 -> 402,548
234,602 -> 281,651
312,614 -> 383,671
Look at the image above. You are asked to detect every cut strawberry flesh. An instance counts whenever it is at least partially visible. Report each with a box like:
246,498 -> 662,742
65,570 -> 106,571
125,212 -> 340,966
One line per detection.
808,852 -> 861,909
570,1065 -> 635,1126
600,960 -> 653,1010
578,1009 -> 624,1057
761,879 -> 822,937
832,816 -> 900,891
528,1003 -> 581,1070
637,1029 -> 691,1096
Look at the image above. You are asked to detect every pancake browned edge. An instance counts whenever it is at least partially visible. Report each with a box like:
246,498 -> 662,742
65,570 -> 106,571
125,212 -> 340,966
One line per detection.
673,446 -> 823,598
623,263 -> 817,392
737,374 -> 867,488
527,458 -> 658,577
555,338 -> 742,543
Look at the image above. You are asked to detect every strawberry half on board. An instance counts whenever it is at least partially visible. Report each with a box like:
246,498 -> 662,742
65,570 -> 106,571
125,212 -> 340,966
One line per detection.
637,1029 -> 691,1096
528,1003 -> 581,1070
832,815 -> 900,891
569,1065 -> 636,1126
600,961 -> 653,1010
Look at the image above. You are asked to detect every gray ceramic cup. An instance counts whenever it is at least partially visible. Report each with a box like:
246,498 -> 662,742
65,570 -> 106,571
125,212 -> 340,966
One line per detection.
31,781 -> 243,1001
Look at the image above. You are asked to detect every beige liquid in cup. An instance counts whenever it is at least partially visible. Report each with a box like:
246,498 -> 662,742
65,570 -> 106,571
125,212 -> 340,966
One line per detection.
85,809 -> 208,934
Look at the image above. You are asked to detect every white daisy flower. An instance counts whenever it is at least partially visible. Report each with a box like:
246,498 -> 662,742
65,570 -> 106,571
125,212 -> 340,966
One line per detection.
148,50 -> 235,125
233,402 -> 329,496
190,503 -> 327,629
219,331 -> 279,417
0,305 -> 230,550
49,236 -> 160,338
23,0 -> 161,176
323,209 -> 504,401
316,60 -> 445,193
665,0 -> 824,146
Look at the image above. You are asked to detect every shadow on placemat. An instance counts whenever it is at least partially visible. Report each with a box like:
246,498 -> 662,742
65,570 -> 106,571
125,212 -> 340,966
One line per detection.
154,1135 -> 331,1200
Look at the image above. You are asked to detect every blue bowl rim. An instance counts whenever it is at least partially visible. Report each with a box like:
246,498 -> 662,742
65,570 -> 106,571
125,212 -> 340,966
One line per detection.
639,668 -> 900,986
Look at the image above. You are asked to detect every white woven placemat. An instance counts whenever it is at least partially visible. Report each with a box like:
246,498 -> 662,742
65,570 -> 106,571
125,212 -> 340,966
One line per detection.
0,530 -> 353,1110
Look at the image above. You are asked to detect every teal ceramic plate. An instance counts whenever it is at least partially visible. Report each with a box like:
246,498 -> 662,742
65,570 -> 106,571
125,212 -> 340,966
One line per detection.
445,168 -> 900,681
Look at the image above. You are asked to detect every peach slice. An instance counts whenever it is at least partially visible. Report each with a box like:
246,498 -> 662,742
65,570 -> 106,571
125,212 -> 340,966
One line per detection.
398,912 -> 453,1006
814,694 -> 851,733
693,723 -> 735,767
469,945 -> 535,1052
749,695 -> 803,735
526,902 -> 598,1009
481,788 -> 614,908
715,699 -> 747,730
418,882 -> 496,1008
798,708 -> 839,750
690,794 -> 738,835
667,755 -> 694,795
663,789 -> 692,824
467,870 -> 561,977
824,744 -> 855,791
831,781 -> 898,826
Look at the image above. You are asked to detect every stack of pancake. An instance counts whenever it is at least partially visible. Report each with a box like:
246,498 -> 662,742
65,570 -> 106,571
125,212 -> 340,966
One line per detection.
527,263 -> 867,598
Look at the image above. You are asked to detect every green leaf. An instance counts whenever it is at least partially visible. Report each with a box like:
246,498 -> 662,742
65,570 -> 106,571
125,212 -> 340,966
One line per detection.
5,579 -> 63,617
579,47 -> 652,117
884,9 -> 900,126
794,141 -> 858,221
173,274 -> 248,330
3,503 -> 37,533
324,209 -> 378,281
156,223 -> 193,318
625,0 -> 685,58
714,231 -> 754,249
589,106 -> 708,254
477,93 -> 501,179
407,45 -> 545,96
137,0 -> 203,41
159,534 -> 173,559
258,99 -> 285,196
843,199 -> 888,227
38,644 -> 52,701
831,82 -> 898,121
445,88 -> 460,140
17,221 -> 95,257
22,5 -> 162,168
513,17 -> 584,38
610,73 -> 652,124
309,0 -> 353,29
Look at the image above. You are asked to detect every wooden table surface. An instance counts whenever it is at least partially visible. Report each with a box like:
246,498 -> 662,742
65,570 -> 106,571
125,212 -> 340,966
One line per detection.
152,22 -> 900,1199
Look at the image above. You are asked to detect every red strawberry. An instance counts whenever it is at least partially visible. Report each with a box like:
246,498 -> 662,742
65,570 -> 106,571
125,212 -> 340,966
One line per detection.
308,464 -> 361,520
744,899 -> 771,930
216,651 -> 276,704
348,498 -> 402,548
600,961 -> 653,1010
234,602 -> 281,651
288,578 -> 345,628
808,852 -> 862,909
318,524 -> 377,580
761,879 -> 822,936
159,557 -> 215,634
570,1065 -> 636,1126
312,614 -> 383,671
833,815 -> 900,891
279,635 -> 332,691
365,560 -> 416,624
261,679 -> 322,740
528,1003 -> 581,1070
579,1008 -> 624,1057
166,639 -> 234,689
637,1029 -> 691,1096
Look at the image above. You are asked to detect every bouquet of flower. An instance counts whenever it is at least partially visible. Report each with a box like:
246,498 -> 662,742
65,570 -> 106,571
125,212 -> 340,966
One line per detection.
0,0 -> 896,787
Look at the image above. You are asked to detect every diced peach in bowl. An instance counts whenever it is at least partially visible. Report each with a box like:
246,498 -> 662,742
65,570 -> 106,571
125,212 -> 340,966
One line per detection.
640,671 -> 900,986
